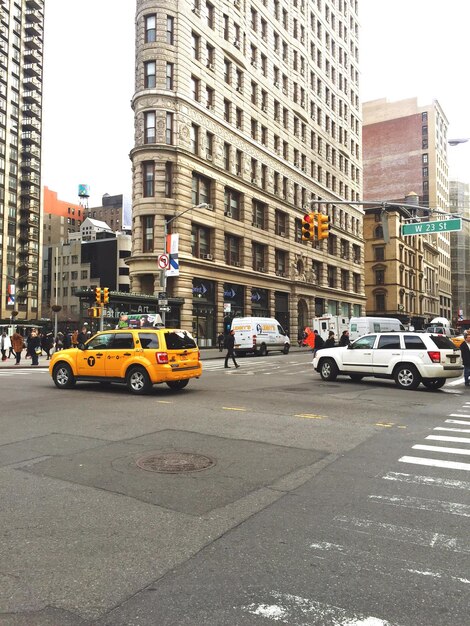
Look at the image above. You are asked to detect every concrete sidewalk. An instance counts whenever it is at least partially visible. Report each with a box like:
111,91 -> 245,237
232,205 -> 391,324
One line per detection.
0,344 -> 307,369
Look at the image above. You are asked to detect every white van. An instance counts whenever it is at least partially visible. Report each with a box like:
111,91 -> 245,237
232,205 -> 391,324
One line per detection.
231,317 -> 290,356
349,317 -> 405,341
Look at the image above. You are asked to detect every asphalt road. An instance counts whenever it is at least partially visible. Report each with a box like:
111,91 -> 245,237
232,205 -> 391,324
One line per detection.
0,352 -> 469,625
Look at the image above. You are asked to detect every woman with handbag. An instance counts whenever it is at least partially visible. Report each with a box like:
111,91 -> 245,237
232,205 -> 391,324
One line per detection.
28,328 -> 41,367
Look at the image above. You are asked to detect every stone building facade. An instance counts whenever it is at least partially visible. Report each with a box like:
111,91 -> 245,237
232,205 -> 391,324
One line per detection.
128,0 -> 365,346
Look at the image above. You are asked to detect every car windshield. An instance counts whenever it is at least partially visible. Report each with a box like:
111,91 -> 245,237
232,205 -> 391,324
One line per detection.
163,330 -> 197,350
430,335 -> 456,349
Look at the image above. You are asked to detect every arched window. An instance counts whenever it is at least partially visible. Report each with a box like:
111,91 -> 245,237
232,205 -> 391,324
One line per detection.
374,225 -> 383,239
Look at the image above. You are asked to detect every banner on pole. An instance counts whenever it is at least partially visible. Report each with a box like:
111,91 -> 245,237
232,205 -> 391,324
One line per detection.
7,284 -> 15,306
166,233 -> 180,277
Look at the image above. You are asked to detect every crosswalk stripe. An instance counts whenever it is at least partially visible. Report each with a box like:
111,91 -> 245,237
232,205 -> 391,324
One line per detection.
413,444 -> 470,456
242,591 -> 400,626
382,471 -> 470,490
399,455 -> 470,471
435,426 -> 470,433
426,434 -> 470,444
449,413 -> 470,418
334,515 -> 470,553
446,419 -> 470,425
369,494 -> 470,517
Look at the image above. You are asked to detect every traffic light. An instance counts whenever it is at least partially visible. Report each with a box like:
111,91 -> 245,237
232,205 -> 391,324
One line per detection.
95,287 -> 102,304
103,288 -> 109,304
317,213 -> 329,240
301,213 -> 315,241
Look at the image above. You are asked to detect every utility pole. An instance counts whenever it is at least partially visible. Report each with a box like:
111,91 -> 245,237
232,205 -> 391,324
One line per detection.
159,203 -> 212,326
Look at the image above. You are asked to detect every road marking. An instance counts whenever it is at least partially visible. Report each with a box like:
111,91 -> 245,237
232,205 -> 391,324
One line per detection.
426,434 -> 470,444
242,591 -> 401,625
435,426 -> 470,433
309,541 -> 470,585
369,494 -> 470,517
449,413 -> 470,418
156,400 -> 173,404
222,406 -> 246,411
375,422 -> 394,427
399,456 -> 470,471
294,413 -> 324,419
446,419 -> 470,425
382,471 -> 470,490
413,444 -> 470,456
334,515 -> 470,553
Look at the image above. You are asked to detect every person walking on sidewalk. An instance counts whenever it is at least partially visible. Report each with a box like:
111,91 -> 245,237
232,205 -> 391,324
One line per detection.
224,329 -> 240,369
28,328 -> 41,367
460,332 -> 470,386
11,331 -> 24,365
1,332 -> 11,361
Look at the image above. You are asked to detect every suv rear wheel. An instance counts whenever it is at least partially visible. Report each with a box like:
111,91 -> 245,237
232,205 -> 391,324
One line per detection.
319,358 -> 338,381
126,366 -> 152,395
394,363 -> 421,390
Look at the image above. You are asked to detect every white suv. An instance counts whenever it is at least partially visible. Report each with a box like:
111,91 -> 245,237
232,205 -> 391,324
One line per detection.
312,332 -> 463,390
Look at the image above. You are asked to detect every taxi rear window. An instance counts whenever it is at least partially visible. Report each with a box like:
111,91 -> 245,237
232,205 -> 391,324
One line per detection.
138,333 -> 159,349
164,331 -> 197,350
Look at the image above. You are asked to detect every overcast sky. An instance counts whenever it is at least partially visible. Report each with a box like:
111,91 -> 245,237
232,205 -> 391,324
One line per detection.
41,0 -> 470,207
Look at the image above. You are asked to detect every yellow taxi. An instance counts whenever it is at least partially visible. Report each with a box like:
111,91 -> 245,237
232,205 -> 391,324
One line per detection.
49,328 -> 202,394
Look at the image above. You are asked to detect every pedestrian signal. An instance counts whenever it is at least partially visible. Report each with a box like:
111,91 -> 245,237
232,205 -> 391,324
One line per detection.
317,213 -> 329,240
95,287 -> 102,304
87,307 -> 100,318
301,213 -> 315,241
103,288 -> 109,304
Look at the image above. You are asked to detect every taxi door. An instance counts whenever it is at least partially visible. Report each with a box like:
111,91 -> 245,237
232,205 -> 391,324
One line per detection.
76,332 -> 112,377
104,333 -> 136,378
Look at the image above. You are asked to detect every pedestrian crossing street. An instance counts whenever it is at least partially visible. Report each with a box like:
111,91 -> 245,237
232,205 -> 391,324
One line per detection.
241,401 -> 470,625
202,357 -> 308,374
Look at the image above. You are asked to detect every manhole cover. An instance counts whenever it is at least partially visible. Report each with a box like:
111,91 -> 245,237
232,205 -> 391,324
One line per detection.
136,452 -> 215,474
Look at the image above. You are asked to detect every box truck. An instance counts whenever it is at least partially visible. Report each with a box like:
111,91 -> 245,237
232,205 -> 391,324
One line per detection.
349,317 -> 405,341
312,315 -> 349,342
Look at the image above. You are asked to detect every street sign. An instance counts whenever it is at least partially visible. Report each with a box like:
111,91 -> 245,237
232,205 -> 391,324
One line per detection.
157,254 -> 170,269
158,292 -> 167,299
402,218 -> 462,236
159,306 -> 171,312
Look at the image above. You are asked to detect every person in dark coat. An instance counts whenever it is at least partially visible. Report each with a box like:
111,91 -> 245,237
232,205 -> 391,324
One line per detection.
41,332 -> 54,360
28,328 -> 41,367
324,331 -> 336,348
77,326 -> 89,346
224,329 -> 240,369
63,328 -> 72,349
312,330 -> 325,356
338,330 -> 350,347
460,333 -> 470,386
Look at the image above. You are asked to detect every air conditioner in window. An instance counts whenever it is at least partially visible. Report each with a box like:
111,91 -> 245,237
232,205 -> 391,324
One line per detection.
256,266 -> 265,272
206,154 -> 213,161
201,253 -> 213,260
233,261 -> 241,267
251,61 -> 257,68
207,63 -> 215,71
192,7 -> 200,16
207,104 -> 215,111
234,40 -> 240,49
234,0 -> 241,8
261,105 -> 268,112
274,81 -> 280,88
236,86 -> 242,93
282,88 -> 288,95
224,211 -> 233,218
251,177 -> 257,184
279,231 -> 286,237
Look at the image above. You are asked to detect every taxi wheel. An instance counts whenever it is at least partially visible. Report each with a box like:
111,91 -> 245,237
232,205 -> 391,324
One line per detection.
52,363 -> 76,389
126,366 -> 152,395
166,379 -> 189,391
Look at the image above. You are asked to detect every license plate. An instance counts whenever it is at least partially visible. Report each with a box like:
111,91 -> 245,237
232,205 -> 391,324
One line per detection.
449,356 -> 457,363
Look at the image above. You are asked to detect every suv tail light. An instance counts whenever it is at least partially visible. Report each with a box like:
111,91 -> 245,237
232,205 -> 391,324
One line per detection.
427,351 -> 441,363
156,352 -> 169,364
252,334 -> 257,347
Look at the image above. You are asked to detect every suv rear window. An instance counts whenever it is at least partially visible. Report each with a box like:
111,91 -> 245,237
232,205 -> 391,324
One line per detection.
163,331 -> 197,350
429,335 -> 456,349
404,335 -> 426,349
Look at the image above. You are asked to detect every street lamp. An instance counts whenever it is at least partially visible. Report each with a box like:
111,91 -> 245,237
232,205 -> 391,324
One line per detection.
51,304 -> 62,339
160,203 -> 212,325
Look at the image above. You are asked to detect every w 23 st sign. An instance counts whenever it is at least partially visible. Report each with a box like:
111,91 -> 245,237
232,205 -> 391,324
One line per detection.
402,218 -> 462,236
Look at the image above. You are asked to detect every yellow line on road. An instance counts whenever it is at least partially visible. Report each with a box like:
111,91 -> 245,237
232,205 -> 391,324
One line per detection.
295,413 -> 325,419
222,406 -> 247,411
157,400 -> 173,404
